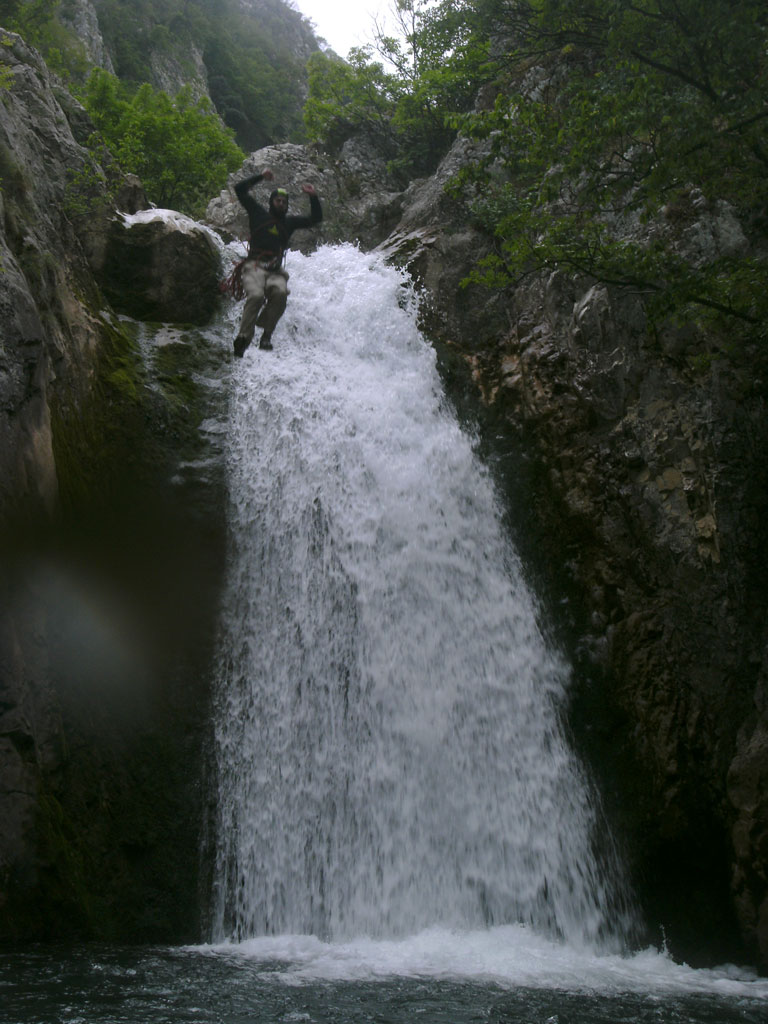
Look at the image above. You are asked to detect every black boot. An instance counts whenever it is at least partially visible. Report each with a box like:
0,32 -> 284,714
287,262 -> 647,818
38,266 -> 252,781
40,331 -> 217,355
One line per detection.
259,331 -> 273,351
233,334 -> 250,358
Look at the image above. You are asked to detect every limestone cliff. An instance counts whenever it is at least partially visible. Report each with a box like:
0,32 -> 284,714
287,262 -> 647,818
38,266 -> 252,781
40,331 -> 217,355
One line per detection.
57,0 -> 115,74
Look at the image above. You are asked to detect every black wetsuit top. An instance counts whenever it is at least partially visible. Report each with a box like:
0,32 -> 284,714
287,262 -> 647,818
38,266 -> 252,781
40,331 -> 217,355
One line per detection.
235,172 -> 323,265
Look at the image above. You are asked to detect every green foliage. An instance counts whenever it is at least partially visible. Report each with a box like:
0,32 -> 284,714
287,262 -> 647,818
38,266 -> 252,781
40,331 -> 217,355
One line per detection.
304,0 -> 493,178
63,159 -> 111,220
0,35 -> 13,92
83,69 -> 244,215
0,0 -> 60,37
0,0 -> 90,80
452,0 -> 768,334
305,48 -> 401,155
94,0 -> 318,150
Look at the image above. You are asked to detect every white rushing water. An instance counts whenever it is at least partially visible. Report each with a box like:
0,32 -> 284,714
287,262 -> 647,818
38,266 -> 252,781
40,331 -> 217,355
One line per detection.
210,244 -> 634,952
193,926 -> 768,1002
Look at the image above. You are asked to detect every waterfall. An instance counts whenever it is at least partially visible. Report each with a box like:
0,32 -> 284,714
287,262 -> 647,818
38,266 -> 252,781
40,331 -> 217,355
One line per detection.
210,244 -> 633,950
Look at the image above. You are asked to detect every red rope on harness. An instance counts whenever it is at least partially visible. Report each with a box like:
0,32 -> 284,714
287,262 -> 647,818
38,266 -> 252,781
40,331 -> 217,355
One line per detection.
219,258 -> 246,300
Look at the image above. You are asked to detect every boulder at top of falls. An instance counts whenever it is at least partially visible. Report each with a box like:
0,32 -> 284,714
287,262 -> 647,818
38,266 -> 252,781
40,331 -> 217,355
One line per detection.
100,209 -> 222,325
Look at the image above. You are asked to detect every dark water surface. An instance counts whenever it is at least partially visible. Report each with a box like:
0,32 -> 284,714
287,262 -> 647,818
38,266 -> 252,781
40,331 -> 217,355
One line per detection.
2,942 -> 767,1024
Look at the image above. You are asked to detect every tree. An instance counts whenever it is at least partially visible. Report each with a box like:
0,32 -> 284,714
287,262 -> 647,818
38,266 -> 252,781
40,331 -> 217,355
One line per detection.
83,69 -> 244,215
452,0 -> 768,334
304,1 -> 493,178
0,0 -> 60,36
304,48 -> 401,155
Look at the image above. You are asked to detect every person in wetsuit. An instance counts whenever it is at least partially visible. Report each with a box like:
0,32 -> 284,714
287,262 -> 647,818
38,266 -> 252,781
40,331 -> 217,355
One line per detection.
232,167 -> 323,356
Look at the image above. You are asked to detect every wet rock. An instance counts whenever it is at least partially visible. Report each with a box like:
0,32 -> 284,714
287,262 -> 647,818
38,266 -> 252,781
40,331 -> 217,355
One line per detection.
0,31 -> 227,944
99,210 -> 222,325
0,27 -> 114,517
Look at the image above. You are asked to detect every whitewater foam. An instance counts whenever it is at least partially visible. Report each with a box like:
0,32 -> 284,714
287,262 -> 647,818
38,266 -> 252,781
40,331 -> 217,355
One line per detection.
210,245 -> 634,950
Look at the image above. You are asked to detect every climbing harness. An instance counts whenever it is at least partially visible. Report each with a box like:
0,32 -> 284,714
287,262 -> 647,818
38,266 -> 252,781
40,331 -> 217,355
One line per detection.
219,213 -> 290,299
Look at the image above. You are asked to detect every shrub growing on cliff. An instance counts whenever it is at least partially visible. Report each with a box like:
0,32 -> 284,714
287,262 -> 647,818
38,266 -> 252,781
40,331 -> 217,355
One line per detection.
304,0 -> 492,178
95,0 -> 317,150
83,69 -> 243,215
452,0 -> 768,336
0,0 -> 89,79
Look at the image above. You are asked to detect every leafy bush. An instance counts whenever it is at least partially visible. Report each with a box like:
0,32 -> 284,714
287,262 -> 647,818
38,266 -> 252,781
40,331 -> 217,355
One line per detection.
83,69 -> 244,215
452,0 -> 768,335
304,1 -> 493,179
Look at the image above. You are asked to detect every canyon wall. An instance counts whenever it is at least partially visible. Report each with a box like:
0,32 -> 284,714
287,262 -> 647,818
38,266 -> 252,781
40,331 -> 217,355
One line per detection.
0,28 -> 227,941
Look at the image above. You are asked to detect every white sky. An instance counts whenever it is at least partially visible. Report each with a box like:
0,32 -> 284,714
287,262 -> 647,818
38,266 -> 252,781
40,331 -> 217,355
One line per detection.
292,0 -> 392,58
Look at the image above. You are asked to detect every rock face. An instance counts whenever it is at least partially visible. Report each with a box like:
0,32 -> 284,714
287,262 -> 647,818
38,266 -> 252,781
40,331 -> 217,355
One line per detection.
486,274 -> 768,968
99,210 -> 222,324
3,26 -> 768,971
58,0 -> 115,73
0,25 -> 133,521
0,30 -> 228,942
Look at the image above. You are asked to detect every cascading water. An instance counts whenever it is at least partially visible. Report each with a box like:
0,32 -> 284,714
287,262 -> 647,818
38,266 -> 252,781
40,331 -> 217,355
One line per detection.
210,244 -> 633,950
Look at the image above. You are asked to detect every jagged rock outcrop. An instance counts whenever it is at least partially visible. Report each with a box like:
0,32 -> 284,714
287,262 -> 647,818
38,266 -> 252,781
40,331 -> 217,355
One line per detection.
0,27 -> 112,522
57,0 -> 115,73
148,43 -> 209,102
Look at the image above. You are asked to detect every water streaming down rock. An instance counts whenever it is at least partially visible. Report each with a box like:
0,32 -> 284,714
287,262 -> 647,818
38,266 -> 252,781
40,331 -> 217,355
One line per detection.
210,245 -> 634,949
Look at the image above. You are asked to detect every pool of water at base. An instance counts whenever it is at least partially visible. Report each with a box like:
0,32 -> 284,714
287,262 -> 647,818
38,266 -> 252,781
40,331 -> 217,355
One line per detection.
1,941 -> 767,1024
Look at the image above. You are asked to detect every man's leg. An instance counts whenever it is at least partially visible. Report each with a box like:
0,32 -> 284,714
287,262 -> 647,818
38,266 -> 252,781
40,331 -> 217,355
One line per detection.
255,271 -> 289,349
234,263 -> 268,356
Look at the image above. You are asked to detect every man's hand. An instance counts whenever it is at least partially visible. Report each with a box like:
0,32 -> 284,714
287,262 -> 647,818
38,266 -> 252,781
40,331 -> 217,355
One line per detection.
301,183 -> 317,196
262,168 -> 274,181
